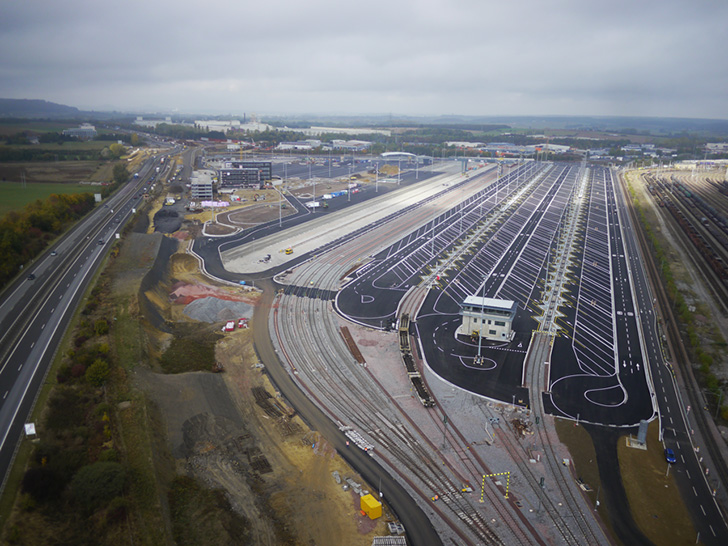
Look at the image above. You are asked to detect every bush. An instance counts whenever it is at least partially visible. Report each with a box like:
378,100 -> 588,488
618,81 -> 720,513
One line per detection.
21,466 -> 65,503
45,388 -> 87,431
86,359 -> 110,387
94,319 -> 109,336
57,363 -> 72,383
71,363 -> 87,378
98,448 -> 119,462
70,462 -> 127,513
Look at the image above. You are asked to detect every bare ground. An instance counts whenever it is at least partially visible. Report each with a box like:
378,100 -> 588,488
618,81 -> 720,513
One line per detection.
134,243 -> 389,545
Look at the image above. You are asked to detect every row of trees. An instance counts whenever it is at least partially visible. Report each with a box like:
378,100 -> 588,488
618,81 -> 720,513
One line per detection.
14,274 -> 124,543
0,162 -> 128,290
0,192 -> 96,287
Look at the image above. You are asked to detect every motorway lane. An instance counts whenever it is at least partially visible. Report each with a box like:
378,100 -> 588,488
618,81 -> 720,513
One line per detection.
0,155 -> 166,489
614,171 -> 728,544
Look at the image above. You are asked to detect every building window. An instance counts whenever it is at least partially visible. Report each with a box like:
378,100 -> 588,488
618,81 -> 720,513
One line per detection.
489,330 -> 497,335
495,321 -> 505,326
473,318 -> 478,323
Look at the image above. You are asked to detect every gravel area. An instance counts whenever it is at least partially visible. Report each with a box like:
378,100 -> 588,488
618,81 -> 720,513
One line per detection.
183,296 -> 254,323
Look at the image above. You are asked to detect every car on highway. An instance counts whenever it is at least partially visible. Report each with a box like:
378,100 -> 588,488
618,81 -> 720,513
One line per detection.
27,273 -> 35,280
98,240 -> 104,245
50,251 -> 57,256
665,448 -> 677,464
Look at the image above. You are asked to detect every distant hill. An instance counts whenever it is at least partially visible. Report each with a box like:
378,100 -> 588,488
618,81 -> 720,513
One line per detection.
0,98 -> 80,118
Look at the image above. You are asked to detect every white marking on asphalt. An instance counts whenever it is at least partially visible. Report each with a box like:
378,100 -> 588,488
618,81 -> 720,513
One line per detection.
30,342 -> 35,349
700,505 -> 706,516
693,486 -> 698,496
18,364 -> 23,371
3,392 -> 7,399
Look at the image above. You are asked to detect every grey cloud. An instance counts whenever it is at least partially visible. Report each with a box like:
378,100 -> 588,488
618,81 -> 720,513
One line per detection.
0,0 -> 726,118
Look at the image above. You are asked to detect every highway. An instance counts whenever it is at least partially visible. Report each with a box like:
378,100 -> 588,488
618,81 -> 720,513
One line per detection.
0,152 -> 167,492
616,170 -> 728,544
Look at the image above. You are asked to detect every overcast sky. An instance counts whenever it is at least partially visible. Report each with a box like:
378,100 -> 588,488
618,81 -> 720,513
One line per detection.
1,0 -> 726,119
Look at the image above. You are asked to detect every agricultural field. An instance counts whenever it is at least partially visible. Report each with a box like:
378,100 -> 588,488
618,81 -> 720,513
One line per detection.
0,158 -> 120,218
0,182 -> 97,218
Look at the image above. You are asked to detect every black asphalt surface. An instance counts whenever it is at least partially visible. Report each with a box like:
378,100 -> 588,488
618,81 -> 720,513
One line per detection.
192,168 -> 438,283
544,168 -> 654,426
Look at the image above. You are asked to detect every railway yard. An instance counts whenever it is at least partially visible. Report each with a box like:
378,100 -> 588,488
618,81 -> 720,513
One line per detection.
192,159 -> 728,545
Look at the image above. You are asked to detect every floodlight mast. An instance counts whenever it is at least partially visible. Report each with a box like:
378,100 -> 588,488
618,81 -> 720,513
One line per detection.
476,278 -> 487,365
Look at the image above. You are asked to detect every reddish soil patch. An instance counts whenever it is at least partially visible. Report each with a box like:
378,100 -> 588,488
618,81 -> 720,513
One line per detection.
169,281 -> 256,306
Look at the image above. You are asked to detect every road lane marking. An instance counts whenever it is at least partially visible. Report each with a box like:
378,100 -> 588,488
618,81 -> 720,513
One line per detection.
693,486 -> 697,496
3,392 -> 7,399
18,364 -> 22,371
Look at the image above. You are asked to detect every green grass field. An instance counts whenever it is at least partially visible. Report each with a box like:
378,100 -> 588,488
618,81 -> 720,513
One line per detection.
0,182 -> 95,218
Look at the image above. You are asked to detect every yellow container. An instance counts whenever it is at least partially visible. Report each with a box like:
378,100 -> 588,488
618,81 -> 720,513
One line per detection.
360,493 -> 382,520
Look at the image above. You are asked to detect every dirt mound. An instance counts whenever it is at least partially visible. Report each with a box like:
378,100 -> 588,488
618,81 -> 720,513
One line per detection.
183,297 -> 253,323
154,207 -> 182,233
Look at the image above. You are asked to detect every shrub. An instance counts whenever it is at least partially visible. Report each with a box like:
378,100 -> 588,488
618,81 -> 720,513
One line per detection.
94,319 -> 109,336
71,363 -> 87,378
70,462 -> 127,513
21,466 -> 65,503
45,388 -> 87,431
57,363 -> 72,383
98,448 -> 119,462
86,359 -> 110,387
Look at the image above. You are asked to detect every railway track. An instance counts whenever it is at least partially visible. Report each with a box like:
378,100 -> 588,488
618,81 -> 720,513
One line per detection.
622,170 -> 728,522
267,162 -> 616,544
268,169 -> 565,544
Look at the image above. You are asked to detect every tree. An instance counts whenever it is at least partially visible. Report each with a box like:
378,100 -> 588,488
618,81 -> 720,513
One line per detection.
130,133 -> 139,146
112,163 -> 130,185
108,143 -> 126,159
